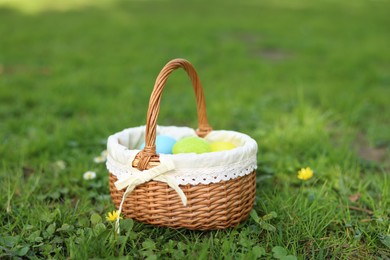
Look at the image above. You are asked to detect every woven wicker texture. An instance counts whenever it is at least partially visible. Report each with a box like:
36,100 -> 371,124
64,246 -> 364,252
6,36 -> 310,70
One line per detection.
109,58 -> 256,230
109,171 -> 256,230
136,58 -> 212,170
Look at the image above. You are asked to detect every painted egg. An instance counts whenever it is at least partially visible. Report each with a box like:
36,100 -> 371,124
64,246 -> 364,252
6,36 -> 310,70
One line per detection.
210,141 -> 236,152
139,135 -> 177,154
172,136 -> 211,154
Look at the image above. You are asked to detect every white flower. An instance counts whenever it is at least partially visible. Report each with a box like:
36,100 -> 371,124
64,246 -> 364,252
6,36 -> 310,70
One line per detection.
101,150 -> 108,158
93,150 -> 108,163
93,156 -> 105,163
54,160 -> 66,170
83,171 -> 96,180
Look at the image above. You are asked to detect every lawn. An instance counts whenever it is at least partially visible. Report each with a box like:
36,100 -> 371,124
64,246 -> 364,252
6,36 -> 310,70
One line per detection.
0,0 -> 389,258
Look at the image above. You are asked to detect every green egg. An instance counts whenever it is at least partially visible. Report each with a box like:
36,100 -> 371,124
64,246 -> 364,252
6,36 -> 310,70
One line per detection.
172,136 -> 211,154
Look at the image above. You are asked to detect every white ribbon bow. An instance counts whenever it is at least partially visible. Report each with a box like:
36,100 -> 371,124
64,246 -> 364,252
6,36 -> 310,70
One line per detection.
114,156 -> 187,233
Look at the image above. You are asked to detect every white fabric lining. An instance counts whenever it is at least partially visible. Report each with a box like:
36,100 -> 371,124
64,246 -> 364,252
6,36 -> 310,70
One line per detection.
106,125 -> 258,186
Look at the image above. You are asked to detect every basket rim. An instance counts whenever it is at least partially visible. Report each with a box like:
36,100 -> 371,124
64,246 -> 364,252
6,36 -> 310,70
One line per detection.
106,125 -> 258,186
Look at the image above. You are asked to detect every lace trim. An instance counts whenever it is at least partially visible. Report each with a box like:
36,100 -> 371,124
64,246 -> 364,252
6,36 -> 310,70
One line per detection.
106,157 -> 257,186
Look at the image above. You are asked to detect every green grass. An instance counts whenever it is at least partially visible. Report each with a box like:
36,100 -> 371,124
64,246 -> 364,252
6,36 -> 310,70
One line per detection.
1,0 -> 389,258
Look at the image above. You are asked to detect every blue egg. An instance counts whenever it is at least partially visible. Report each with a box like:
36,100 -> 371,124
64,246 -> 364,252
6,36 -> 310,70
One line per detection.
139,135 -> 177,154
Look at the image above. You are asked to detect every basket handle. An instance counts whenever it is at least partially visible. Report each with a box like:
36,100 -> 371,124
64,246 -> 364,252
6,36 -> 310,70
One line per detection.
136,58 -> 212,170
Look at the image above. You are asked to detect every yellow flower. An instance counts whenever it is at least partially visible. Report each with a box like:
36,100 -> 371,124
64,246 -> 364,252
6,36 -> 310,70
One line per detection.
106,210 -> 122,222
297,167 -> 314,180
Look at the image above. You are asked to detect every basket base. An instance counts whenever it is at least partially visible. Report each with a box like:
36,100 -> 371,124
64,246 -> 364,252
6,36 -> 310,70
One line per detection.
109,171 -> 256,230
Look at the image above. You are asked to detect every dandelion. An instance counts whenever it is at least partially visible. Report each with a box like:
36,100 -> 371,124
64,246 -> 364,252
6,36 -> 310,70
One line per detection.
297,167 -> 313,180
93,150 -> 108,163
106,210 -> 122,222
83,171 -> 96,180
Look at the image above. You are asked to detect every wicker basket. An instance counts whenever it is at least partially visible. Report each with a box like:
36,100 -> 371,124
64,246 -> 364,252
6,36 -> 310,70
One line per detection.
107,58 -> 257,230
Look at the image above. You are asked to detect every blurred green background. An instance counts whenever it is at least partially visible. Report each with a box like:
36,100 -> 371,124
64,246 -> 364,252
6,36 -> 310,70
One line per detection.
0,0 -> 389,258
